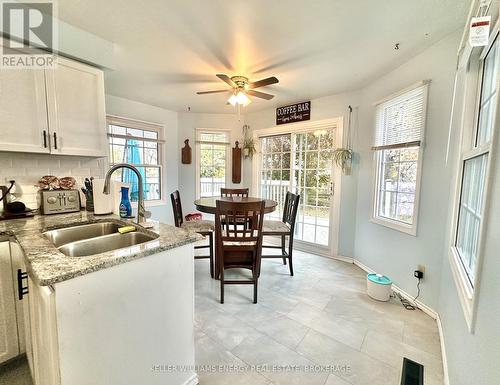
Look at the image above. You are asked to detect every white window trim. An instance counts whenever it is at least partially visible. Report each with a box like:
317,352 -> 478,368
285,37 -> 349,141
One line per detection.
447,24 -> 500,332
106,115 -> 166,207
251,117 -> 344,257
195,128 -> 231,199
370,81 -> 429,236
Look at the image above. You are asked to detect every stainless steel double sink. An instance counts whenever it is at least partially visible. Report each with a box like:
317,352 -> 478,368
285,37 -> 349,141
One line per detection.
44,222 -> 158,257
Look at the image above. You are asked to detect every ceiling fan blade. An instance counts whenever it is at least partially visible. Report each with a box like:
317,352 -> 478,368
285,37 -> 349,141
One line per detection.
196,90 -> 229,95
249,76 -> 279,89
216,74 -> 236,88
247,89 -> 274,100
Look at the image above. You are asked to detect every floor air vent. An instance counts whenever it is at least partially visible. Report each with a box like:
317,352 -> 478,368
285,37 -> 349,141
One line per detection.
401,357 -> 424,385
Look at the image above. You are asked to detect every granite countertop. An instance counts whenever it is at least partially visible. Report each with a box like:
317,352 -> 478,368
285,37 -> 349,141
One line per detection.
0,211 -> 202,286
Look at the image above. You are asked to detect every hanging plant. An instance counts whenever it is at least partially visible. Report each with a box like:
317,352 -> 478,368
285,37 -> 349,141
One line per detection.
334,105 -> 355,175
333,148 -> 353,173
242,124 -> 256,158
243,137 -> 257,158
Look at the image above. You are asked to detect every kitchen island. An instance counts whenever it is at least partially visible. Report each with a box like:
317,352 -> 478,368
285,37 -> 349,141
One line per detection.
0,211 -> 201,385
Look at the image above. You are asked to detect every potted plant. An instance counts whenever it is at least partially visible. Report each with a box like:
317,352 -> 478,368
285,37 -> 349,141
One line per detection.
242,124 -> 256,159
334,105 -> 355,175
243,137 -> 256,158
333,148 -> 353,174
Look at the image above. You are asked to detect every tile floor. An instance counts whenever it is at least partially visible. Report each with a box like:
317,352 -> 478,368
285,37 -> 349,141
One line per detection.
0,250 -> 444,385
194,250 -> 443,385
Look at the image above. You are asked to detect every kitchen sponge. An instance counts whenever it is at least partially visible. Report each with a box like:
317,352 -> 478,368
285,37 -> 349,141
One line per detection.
118,225 -> 136,234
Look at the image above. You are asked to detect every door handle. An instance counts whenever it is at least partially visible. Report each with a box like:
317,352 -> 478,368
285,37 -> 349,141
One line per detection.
17,269 -> 28,300
53,132 -> 58,150
43,130 -> 47,148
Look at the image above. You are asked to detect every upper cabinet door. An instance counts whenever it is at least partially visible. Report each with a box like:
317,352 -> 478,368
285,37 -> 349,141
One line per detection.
0,68 -> 50,154
46,57 -> 107,157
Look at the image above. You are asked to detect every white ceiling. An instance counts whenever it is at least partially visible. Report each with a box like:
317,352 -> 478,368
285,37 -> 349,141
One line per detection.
58,0 -> 469,114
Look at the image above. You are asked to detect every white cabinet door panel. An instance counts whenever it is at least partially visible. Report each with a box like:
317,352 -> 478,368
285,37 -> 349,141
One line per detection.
46,57 -> 107,157
0,69 -> 49,153
10,242 -> 26,354
0,241 -> 19,363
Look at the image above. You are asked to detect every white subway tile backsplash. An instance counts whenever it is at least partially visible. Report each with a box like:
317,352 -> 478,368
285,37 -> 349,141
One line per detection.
70,168 -> 91,176
26,168 -> 50,176
0,152 -> 106,209
0,168 -> 26,177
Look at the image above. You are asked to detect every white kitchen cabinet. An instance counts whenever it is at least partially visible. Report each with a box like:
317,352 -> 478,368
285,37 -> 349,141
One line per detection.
0,241 -> 19,363
28,276 -> 60,385
45,57 -> 108,157
0,68 -> 50,154
0,38 -> 107,157
10,242 -> 27,355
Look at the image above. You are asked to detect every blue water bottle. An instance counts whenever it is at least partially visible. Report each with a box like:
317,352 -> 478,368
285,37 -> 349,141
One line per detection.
119,186 -> 132,218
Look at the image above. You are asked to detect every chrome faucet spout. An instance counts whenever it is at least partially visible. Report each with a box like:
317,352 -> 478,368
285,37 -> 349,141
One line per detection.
103,163 -> 151,224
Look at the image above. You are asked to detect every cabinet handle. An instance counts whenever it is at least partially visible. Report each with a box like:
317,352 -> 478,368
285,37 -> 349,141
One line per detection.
53,132 -> 58,150
17,269 -> 28,300
43,130 -> 47,148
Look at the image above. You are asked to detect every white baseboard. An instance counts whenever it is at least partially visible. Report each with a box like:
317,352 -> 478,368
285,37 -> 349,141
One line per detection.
182,373 -> 199,385
332,255 -> 354,263
436,315 -> 450,385
335,255 -> 447,382
351,258 -> 438,319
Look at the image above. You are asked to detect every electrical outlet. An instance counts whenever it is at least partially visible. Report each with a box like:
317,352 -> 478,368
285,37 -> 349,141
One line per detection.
417,264 -> 426,274
414,270 -> 424,279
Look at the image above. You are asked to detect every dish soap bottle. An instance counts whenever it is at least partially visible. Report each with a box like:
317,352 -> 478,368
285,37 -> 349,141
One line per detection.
119,186 -> 132,218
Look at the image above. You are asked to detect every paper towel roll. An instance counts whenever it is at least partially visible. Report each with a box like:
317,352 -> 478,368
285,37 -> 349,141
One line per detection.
92,179 -> 113,215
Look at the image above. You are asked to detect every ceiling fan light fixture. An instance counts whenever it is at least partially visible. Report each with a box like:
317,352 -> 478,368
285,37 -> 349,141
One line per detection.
228,91 -> 251,106
236,91 -> 251,106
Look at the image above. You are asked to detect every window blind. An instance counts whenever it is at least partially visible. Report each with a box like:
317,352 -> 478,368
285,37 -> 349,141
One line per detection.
372,84 -> 428,151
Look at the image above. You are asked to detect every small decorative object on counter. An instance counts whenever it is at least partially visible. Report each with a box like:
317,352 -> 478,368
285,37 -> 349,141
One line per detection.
119,186 -> 133,218
58,177 -> 76,190
181,139 -> 192,164
37,175 -> 60,190
366,273 -> 392,301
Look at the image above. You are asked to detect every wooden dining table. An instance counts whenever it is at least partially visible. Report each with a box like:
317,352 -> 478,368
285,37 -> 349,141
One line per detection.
193,196 -> 277,279
194,196 -> 277,215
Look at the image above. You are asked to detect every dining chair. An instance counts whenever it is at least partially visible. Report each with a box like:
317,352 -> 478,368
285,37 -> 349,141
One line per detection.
215,199 -> 265,304
261,191 -> 300,276
170,190 -> 214,277
220,188 -> 249,197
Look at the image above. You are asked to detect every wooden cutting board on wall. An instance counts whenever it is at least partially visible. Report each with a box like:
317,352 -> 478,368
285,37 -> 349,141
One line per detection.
232,141 -> 241,184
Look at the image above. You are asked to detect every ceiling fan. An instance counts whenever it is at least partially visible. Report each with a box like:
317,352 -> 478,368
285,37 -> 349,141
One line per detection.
197,74 -> 279,106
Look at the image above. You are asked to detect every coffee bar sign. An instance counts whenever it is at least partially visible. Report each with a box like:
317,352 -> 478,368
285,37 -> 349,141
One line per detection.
276,101 -> 311,125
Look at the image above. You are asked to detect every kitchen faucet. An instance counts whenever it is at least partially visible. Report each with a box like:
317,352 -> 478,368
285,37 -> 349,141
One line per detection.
103,164 -> 151,225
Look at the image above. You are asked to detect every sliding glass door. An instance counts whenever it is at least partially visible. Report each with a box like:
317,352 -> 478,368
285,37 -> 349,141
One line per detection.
260,129 -> 335,250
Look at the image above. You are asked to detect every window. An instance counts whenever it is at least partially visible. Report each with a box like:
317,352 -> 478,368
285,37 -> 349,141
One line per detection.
371,83 -> 429,234
447,27 -> 499,330
259,128 -> 336,248
453,36 -> 497,288
196,130 -> 229,197
107,116 -> 164,202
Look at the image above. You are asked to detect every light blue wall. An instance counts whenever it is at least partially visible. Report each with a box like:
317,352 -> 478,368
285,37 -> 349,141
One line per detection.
352,31 -> 461,309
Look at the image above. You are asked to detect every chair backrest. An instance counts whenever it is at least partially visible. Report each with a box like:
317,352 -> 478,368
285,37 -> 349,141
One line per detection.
220,188 -> 249,197
282,191 -> 300,229
170,190 -> 184,227
215,199 -> 265,267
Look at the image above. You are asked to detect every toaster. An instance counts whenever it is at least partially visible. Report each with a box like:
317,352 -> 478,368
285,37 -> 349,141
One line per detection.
40,189 -> 81,215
